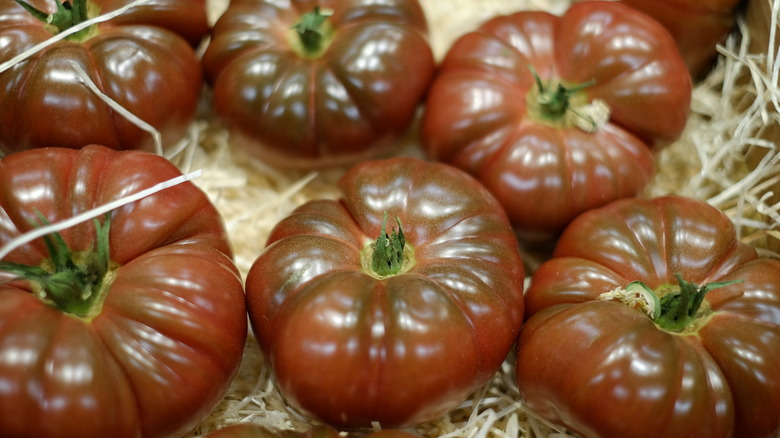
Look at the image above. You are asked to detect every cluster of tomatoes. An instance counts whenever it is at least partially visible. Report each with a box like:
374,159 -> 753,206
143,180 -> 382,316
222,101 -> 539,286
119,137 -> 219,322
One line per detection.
1,1 -> 778,438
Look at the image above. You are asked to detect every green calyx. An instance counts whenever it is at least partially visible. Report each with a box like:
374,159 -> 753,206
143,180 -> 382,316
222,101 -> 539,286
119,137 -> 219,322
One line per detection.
366,214 -> 411,278
0,213 -> 114,320
652,274 -> 741,332
290,6 -> 334,59
15,0 -> 97,40
527,65 -> 596,129
624,274 -> 742,333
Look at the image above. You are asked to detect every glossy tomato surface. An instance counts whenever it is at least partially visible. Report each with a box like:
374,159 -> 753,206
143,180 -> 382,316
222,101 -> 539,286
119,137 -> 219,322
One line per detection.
202,0 -> 435,169
245,158 -> 525,428
614,0 -> 742,78
516,195 -> 780,438
0,145 -> 247,438
0,0 -> 208,154
421,1 -> 692,239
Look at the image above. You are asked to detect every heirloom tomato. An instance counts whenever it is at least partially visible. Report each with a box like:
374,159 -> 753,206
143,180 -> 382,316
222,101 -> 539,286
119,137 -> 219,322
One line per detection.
0,0 -> 208,155
516,195 -> 780,438
421,1 -> 692,239
245,158 -> 525,428
0,145 -> 247,438
202,0 -> 435,169
608,0 -> 742,79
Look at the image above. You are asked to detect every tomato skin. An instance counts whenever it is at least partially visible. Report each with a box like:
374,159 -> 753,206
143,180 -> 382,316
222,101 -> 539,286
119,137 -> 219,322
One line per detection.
516,195 -> 780,438
421,1 -> 691,239
613,0 -> 742,79
245,158 -> 525,428
0,0 -> 208,154
0,145 -> 247,438
202,0 -> 435,169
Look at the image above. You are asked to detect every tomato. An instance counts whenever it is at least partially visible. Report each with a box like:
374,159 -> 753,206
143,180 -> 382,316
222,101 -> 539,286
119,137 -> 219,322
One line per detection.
204,424 -> 419,438
421,1 -> 692,239
516,195 -> 780,438
245,157 -> 525,428
607,0 -> 742,79
0,145 -> 247,438
0,0 -> 208,155
202,0 -> 435,169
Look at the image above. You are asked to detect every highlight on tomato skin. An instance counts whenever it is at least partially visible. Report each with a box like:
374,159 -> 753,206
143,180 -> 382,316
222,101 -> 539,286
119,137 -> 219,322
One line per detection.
201,0 -> 436,170
244,157 -> 525,429
515,195 -> 780,438
420,0 -> 692,241
0,145 -> 248,438
0,0 -> 209,155
601,0 -> 743,79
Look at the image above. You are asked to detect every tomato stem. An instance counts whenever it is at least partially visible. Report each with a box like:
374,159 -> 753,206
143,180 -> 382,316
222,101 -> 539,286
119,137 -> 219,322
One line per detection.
528,65 -> 596,126
0,213 -> 112,319
291,6 -> 334,58
653,274 -> 741,332
601,274 -> 742,332
370,214 -> 406,277
15,0 -> 95,39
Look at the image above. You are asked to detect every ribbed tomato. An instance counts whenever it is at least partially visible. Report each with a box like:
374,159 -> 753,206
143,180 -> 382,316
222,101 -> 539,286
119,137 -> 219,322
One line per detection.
516,195 -> 780,438
421,1 -> 692,239
245,158 -> 525,428
202,0 -> 435,169
0,145 -> 247,438
0,0 -> 208,154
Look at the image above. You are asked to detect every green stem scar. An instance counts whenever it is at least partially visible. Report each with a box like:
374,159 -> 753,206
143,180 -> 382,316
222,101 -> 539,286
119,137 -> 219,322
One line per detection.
362,213 -> 414,279
371,214 -> 405,277
527,65 -> 607,132
599,274 -> 742,333
290,6 -> 335,59
0,212 -> 114,320
15,0 -> 97,40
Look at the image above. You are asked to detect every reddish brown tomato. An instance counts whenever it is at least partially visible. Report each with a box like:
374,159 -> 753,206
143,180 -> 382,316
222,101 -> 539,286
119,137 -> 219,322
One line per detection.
421,1 -> 692,239
0,145 -> 247,438
0,0 -> 208,154
202,0 -> 435,169
245,158 -> 525,428
608,0 -> 742,79
516,195 -> 780,438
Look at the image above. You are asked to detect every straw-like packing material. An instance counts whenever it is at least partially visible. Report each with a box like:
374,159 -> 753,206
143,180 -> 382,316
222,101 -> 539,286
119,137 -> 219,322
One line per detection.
178,0 -> 780,437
